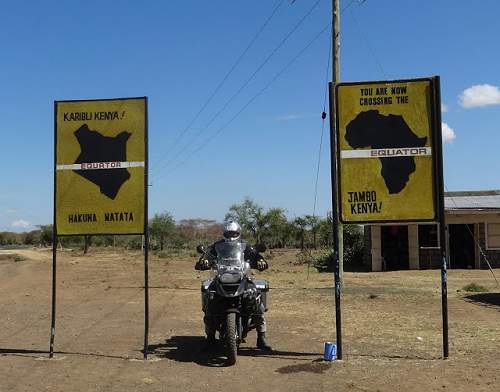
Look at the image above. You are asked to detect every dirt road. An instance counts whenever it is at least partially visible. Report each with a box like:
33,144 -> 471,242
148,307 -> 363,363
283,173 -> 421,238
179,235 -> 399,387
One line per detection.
1,248 -> 499,391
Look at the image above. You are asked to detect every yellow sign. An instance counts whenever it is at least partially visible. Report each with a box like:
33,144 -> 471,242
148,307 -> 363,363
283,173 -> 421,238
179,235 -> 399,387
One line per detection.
335,79 -> 438,223
55,97 -> 147,235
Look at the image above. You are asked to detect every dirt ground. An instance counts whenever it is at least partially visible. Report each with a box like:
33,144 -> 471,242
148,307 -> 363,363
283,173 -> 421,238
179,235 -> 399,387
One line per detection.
1,247 -> 499,391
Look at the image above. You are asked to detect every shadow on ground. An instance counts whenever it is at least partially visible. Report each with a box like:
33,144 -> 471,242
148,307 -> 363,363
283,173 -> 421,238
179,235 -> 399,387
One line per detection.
0,348 -> 47,359
275,359 -> 331,374
464,293 -> 500,311
0,348 -> 133,360
147,336 -> 228,367
147,336 -> 320,367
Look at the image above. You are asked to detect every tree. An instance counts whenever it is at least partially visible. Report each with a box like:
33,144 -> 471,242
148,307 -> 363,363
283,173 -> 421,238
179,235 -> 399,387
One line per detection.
293,217 -> 307,250
37,225 -> 53,247
83,235 -> 91,254
343,224 -> 365,269
317,212 -> 333,248
0,232 -> 22,245
149,212 -> 176,250
225,197 -> 265,242
264,208 -> 290,248
304,215 -> 320,249
24,230 -> 40,245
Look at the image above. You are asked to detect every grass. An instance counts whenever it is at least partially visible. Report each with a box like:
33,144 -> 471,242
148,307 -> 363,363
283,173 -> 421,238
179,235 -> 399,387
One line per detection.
156,251 -> 171,259
462,282 -> 489,293
156,249 -> 183,259
13,254 -> 26,262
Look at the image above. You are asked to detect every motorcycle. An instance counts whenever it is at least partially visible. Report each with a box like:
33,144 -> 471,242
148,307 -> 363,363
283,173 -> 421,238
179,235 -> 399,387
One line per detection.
196,241 -> 269,365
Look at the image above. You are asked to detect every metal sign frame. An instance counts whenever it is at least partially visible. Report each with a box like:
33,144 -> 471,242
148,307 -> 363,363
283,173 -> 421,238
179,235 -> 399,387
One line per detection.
334,77 -> 440,225
50,97 -> 150,359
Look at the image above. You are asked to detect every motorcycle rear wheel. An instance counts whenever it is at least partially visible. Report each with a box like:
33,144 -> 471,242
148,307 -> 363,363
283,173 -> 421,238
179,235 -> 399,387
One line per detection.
225,313 -> 238,365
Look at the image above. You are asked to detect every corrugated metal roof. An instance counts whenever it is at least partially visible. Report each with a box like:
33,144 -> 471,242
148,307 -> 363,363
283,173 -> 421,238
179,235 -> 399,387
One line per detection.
445,190 -> 500,210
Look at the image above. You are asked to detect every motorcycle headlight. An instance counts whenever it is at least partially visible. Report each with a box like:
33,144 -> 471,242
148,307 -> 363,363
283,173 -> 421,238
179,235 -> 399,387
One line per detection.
219,272 -> 242,283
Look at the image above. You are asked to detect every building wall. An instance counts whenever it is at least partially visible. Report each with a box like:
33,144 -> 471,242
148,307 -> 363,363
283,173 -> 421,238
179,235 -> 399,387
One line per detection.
447,214 -> 500,269
478,222 -> 500,268
418,248 -> 441,269
408,225 -> 419,270
371,226 -> 382,271
367,211 -> 500,271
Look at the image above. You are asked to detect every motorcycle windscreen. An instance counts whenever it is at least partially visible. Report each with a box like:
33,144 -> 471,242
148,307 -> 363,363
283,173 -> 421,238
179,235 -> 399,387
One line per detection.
214,241 -> 245,267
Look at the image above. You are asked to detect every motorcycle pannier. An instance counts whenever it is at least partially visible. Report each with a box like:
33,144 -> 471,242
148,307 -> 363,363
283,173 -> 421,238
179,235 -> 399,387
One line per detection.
253,279 -> 269,311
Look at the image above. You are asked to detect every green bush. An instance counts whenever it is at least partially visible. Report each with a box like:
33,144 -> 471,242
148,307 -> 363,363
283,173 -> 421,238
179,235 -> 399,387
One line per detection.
295,249 -> 313,265
126,237 -> 142,250
313,251 -> 334,272
14,255 -> 25,262
157,250 -> 171,259
462,283 -> 488,292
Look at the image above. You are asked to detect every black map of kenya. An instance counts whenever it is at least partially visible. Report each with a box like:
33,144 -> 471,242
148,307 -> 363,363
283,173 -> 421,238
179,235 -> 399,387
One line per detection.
345,110 -> 427,194
74,124 -> 131,199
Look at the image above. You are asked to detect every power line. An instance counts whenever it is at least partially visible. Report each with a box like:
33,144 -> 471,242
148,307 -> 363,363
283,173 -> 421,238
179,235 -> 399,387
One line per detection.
311,0 -> 359,218
312,34 -> 331,218
348,3 -> 388,79
152,22 -> 332,184
151,0 -> 323,177
150,0 -> 287,172
151,0 -> 361,183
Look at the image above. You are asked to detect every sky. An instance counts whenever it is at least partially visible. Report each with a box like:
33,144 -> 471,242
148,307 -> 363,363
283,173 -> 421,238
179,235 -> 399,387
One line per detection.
1,0 -> 499,232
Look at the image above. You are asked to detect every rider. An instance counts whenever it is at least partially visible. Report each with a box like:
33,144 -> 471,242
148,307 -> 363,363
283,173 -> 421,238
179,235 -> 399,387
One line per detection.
195,220 -> 272,351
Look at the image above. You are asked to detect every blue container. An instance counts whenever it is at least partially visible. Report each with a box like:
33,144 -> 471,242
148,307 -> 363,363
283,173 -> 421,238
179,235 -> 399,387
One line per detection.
324,342 -> 337,361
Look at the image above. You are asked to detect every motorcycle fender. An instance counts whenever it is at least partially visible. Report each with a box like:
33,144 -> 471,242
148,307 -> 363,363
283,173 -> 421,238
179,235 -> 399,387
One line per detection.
215,279 -> 246,297
235,280 -> 247,296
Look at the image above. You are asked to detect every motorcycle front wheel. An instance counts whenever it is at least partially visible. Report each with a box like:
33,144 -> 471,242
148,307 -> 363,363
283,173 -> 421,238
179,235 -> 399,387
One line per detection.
225,312 -> 238,365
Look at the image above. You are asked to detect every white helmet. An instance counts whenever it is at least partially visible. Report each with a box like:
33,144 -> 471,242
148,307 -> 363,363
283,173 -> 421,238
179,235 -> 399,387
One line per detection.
223,221 -> 241,241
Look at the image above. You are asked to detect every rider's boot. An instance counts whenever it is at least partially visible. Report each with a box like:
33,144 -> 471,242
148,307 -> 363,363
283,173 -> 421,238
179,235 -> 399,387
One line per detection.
206,331 -> 217,347
205,321 -> 217,347
204,314 -> 217,347
256,332 -> 272,351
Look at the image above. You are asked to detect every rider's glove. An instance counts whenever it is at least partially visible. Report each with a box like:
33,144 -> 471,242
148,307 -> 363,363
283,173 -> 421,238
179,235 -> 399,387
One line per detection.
243,288 -> 257,300
195,258 -> 210,270
256,258 -> 268,271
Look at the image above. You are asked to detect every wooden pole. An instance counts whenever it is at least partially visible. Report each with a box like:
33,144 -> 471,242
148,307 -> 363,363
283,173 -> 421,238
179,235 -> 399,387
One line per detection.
329,0 -> 343,360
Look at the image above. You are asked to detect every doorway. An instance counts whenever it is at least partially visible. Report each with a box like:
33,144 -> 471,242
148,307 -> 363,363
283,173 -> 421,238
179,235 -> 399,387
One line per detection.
381,225 -> 409,271
449,224 -> 475,269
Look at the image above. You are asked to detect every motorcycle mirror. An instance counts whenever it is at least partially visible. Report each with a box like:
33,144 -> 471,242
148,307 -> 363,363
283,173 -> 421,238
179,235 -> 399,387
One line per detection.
196,245 -> 206,254
255,243 -> 267,253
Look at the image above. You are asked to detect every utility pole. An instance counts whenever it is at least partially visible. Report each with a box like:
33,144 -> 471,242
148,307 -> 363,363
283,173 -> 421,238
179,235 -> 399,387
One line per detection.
333,0 -> 344,285
329,0 -> 343,360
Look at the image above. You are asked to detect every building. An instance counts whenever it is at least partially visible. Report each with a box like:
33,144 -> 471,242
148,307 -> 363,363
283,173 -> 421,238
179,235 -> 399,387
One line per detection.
364,190 -> 500,271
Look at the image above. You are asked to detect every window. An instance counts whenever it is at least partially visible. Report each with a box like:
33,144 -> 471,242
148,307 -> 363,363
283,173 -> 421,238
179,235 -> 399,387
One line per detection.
486,223 -> 500,249
418,224 -> 439,248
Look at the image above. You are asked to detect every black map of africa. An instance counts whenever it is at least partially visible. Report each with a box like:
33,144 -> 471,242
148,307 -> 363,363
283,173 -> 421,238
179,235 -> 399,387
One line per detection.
74,124 -> 131,199
345,110 -> 427,194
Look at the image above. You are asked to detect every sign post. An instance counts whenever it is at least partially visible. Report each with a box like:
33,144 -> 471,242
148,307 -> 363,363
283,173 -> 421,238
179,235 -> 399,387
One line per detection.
332,77 -> 448,358
432,77 -> 449,358
51,97 -> 148,358
330,0 -> 343,361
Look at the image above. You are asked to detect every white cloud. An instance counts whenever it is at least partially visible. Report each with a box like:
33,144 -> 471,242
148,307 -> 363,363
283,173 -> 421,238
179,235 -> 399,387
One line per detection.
275,113 -> 306,122
459,84 -> 500,108
11,219 -> 32,229
6,209 -> 17,214
441,103 -> 448,113
441,122 -> 456,144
